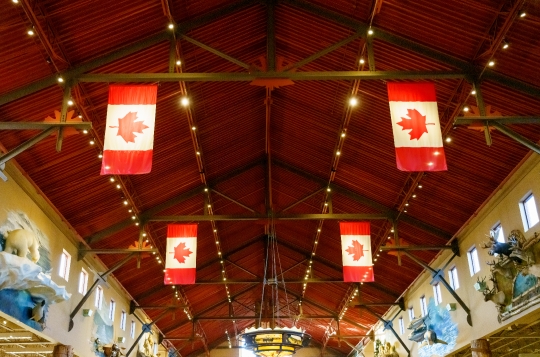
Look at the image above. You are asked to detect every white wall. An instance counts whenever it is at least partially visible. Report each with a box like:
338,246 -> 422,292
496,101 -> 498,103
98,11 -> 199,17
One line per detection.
0,163 -> 158,357
364,153 -> 540,357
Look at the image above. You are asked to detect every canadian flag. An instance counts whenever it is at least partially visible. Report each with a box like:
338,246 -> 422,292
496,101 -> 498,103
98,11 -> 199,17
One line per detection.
164,224 -> 197,285
340,222 -> 374,282
387,82 -> 447,171
100,85 -> 157,175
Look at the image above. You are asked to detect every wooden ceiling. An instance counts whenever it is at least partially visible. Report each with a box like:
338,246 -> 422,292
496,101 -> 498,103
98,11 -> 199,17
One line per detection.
1,0 -> 540,355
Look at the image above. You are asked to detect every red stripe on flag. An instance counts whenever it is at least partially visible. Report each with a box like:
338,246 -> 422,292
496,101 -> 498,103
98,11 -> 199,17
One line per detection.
343,266 -> 374,282
339,222 -> 370,236
395,147 -> 447,171
168,224 -> 197,238
387,82 -> 437,102
108,85 -> 157,105
164,268 -> 196,285
101,150 -> 153,174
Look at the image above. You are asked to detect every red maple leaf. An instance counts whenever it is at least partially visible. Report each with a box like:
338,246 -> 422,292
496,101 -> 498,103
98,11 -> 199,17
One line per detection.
345,240 -> 365,261
173,242 -> 193,264
109,112 -> 149,143
396,109 -> 435,140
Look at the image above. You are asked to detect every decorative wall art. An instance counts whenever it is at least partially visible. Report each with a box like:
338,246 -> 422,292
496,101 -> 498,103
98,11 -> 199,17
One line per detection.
477,229 -> 540,322
0,211 -> 70,331
138,332 -> 158,357
374,339 -> 399,357
92,305 -> 114,357
408,298 -> 458,357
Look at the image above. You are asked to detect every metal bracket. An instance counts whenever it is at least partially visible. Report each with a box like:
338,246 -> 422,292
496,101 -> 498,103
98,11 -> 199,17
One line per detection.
126,311 -> 169,357
381,239 -> 459,255
0,163 -> 7,182
0,127 -> 57,167
77,242 -> 158,260
402,251 -> 472,326
350,297 -> 405,311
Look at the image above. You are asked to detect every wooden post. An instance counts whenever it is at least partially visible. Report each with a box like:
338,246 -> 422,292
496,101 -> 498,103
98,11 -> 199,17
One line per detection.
471,339 -> 491,357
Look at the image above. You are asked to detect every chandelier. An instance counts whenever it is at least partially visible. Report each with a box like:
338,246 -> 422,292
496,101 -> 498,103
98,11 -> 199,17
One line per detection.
239,231 -> 311,357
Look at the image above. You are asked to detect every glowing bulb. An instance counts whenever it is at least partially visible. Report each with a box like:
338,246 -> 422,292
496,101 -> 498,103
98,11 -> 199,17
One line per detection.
57,77 -> 64,83
463,106 -> 469,112
367,29 -> 374,35
181,97 -> 189,106
341,132 -> 346,137
520,11 -> 526,17
67,100 -> 74,106
488,60 -> 495,67
349,97 -> 358,106
123,200 -> 128,205
336,151 -> 341,156
110,177 -> 115,182
168,23 -> 174,29
471,90 -> 476,95
98,153 -> 103,159
502,42 -> 509,49
89,139 -> 95,145
116,184 -> 121,189
176,60 -> 181,65
82,129 -> 88,134
27,29 -> 34,36
191,126 -> 196,130
359,58 -> 365,64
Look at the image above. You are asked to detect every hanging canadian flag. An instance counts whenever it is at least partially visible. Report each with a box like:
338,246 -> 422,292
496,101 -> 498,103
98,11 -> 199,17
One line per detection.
164,224 -> 197,285
340,222 -> 374,282
387,82 -> 447,171
100,85 -> 157,175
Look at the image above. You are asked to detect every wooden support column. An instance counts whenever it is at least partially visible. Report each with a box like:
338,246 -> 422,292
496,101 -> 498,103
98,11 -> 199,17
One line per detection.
471,339 -> 491,357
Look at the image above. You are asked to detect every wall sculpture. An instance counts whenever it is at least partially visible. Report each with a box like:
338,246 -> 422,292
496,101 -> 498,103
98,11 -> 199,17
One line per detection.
407,298 -> 458,357
477,229 -> 540,322
0,211 -> 70,330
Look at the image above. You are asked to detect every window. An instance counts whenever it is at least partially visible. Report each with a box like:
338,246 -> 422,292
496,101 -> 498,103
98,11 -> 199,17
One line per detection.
130,321 -> 136,338
59,249 -> 71,281
78,268 -> 89,295
467,246 -> 481,276
399,317 -> 405,335
520,193 -> 539,231
448,266 -> 459,290
420,296 -> 427,317
109,299 -> 116,321
491,223 -> 505,243
120,310 -> 127,330
433,283 -> 442,305
95,285 -> 103,309
408,307 -> 414,321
